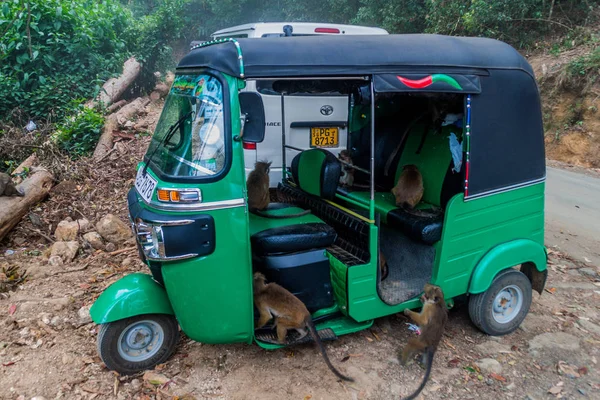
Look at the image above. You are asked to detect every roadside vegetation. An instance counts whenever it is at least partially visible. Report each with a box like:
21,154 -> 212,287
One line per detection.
0,0 -> 598,170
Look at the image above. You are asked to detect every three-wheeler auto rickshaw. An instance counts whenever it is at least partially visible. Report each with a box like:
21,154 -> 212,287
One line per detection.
90,34 -> 548,374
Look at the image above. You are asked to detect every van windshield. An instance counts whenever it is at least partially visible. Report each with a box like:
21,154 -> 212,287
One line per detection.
145,74 -> 226,178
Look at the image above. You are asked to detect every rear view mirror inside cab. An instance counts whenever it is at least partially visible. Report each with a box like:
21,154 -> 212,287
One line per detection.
239,92 -> 266,143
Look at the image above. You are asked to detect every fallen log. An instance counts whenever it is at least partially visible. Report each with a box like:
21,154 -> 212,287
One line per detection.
11,154 -> 37,184
86,57 -> 141,108
93,97 -> 151,161
106,99 -> 127,113
0,169 -> 54,242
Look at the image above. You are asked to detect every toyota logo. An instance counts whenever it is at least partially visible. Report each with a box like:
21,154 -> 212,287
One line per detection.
320,105 -> 334,116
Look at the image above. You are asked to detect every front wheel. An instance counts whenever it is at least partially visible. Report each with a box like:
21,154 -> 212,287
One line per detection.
468,269 -> 532,336
97,314 -> 179,375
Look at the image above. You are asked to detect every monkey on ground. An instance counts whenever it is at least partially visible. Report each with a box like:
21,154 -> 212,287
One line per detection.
391,164 -> 423,210
246,161 -> 309,219
379,250 -> 389,280
399,283 -> 448,400
0,172 -> 24,197
253,272 -> 354,382
338,150 -> 354,188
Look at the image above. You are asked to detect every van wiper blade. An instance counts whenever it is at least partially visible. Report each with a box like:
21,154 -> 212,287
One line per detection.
142,111 -> 193,176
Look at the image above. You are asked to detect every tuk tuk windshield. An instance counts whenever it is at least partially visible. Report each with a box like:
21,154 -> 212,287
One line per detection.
145,74 -> 225,178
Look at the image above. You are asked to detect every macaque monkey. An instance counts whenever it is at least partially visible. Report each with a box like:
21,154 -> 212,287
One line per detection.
391,164 -> 423,210
246,161 -> 309,219
253,272 -> 354,382
338,150 -> 354,188
379,250 -> 389,280
0,172 -> 24,197
399,283 -> 448,400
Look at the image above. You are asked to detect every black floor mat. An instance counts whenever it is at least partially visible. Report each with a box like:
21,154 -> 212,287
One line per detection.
378,224 -> 435,305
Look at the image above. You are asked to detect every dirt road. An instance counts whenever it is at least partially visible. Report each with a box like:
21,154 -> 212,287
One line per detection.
545,166 -> 600,265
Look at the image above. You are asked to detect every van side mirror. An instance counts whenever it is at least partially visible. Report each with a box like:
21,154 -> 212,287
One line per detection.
238,92 -> 266,143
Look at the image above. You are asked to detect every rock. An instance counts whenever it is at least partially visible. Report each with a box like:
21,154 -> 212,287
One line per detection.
124,120 -> 135,128
78,305 -> 92,324
48,255 -> 63,266
40,313 -> 52,325
150,91 -> 161,102
579,267 -> 598,278
83,231 -> 104,250
96,214 -> 132,244
55,219 -> 80,241
506,383 -> 516,390
105,242 -> 117,252
475,358 -> 503,374
77,218 -> 90,232
131,379 -> 142,391
529,332 -> 580,351
475,341 -> 511,355
62,354 -> 74,365
50,241 -> 79,262
143,371 -> 170,386
30,397 -> 47,400
50,316 -> 61,326
134,121 -> 149,131
0,272 -> 6,282
121,257 -> 134,267
577,319 -> 600,336
13,237 -> 26,246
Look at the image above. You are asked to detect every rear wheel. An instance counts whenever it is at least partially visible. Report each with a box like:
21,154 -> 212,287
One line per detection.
468,269 -> 532,336
97,314 -> 179,375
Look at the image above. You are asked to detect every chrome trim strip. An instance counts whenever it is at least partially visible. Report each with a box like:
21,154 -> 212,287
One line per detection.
148,219 -> 195,226
147,253 -> 199,262
464,177 -> 546,201
136,189 -> 246,211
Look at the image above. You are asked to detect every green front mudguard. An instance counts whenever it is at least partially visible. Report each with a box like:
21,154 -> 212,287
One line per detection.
90,273 -> 174,324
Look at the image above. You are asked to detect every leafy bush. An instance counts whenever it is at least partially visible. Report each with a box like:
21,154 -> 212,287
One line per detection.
568,46 -> 600,79
0,0 -> 133,122
54,106 -> 105,157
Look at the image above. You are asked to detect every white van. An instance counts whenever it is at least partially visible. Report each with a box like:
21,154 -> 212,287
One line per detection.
207,22 -> 389,186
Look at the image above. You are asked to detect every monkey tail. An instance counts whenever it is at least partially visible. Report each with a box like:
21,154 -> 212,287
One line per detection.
402,347 -> 434,400
306,318 -> 354,382
251,209 -> 311,219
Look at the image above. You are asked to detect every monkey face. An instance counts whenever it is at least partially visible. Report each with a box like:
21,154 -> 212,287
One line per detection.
403,164 -> 418,172
421,284 -> 444,305
253,272 -> 267,291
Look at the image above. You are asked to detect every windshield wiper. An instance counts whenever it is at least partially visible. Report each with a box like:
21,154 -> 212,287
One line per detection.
142,111 -> 193,176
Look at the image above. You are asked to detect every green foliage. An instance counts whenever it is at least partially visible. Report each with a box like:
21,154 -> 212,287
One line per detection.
0,0 -> 133,122
54,105 -> 105,157
567,46 -> 600,79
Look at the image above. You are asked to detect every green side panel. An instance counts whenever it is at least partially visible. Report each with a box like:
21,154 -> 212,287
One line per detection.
469,239 -> 547,294
255,316 -> 373,350
90,273 -> 174,324
248,207 -> 323,236
395,125 -> 459,206
328,252 -> 349,315
435,183 -> 545,299
344,183 -> 545,321
297,150 -> 326,197
160,206 -> 254,344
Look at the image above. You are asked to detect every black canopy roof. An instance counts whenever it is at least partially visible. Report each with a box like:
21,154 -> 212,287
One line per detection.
177,34 -> 534,78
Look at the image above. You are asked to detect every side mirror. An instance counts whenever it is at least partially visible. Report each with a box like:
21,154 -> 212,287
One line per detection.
238,92 -> 266,143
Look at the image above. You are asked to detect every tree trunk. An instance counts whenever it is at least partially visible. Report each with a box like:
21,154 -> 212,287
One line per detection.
11,153 -> 37,184
86,57 -> 141,108
93,97 -> 151,161
0,169 -> 54,242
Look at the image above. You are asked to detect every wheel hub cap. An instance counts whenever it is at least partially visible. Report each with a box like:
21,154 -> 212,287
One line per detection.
492,285 -> 523,324
117,320 -> 164,362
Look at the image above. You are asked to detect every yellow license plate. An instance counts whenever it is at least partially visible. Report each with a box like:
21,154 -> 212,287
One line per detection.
310,127 -> 339,148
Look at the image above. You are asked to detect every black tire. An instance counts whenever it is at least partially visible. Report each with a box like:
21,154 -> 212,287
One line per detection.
97,314 -> 179,375
468,268 -> 532,336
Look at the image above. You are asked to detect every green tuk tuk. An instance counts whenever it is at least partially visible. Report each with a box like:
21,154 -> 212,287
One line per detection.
90,34 -> 548,374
